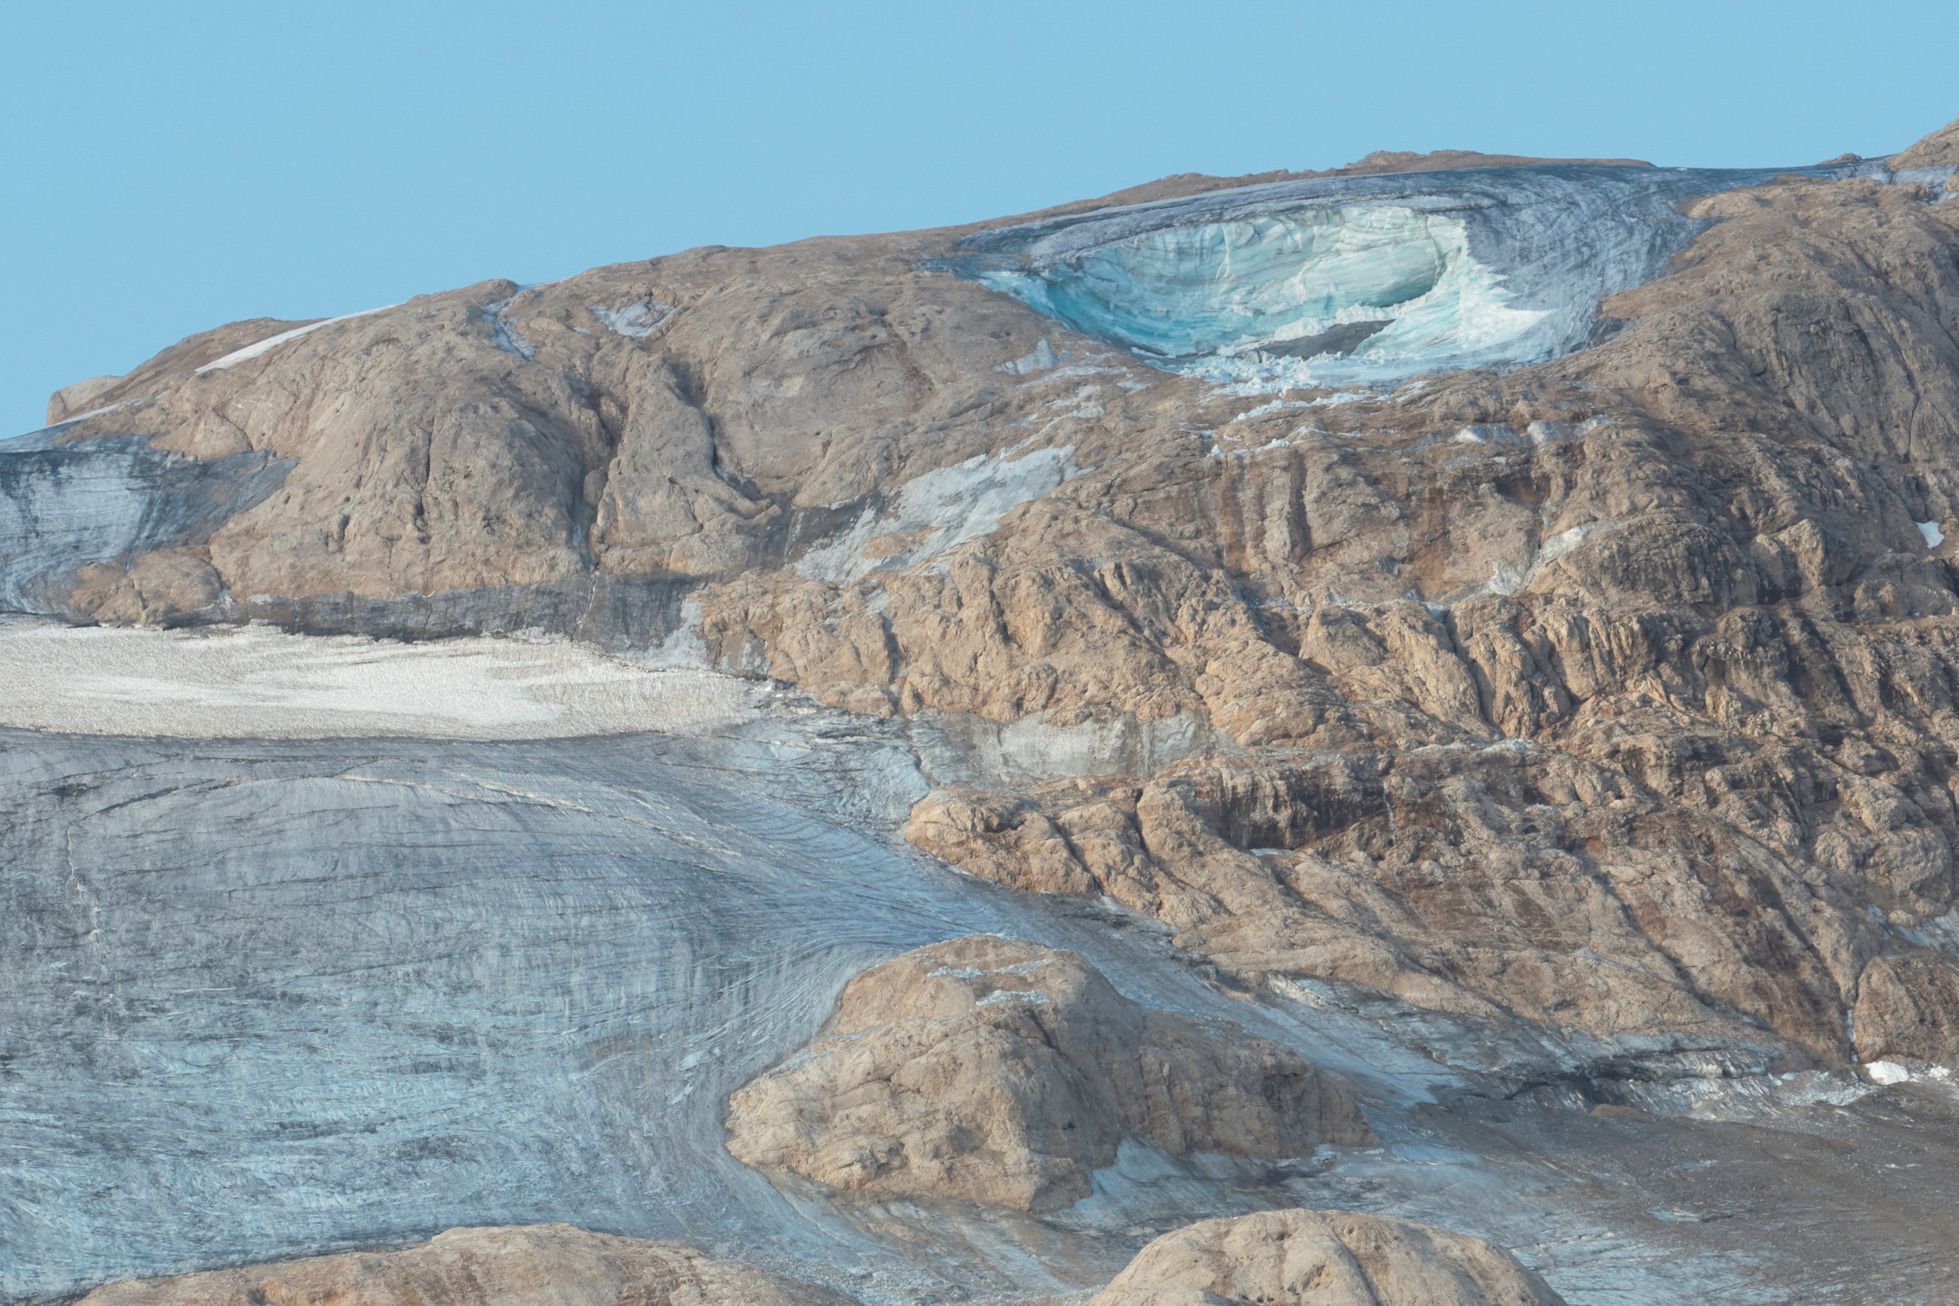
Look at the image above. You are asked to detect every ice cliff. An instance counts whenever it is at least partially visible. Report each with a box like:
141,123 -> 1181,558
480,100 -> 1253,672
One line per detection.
948,159 -> 1917,389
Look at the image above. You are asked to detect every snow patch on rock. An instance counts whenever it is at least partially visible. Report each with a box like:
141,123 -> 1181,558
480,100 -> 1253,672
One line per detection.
0,620 -> 763,740
196,304 -> 398,373
592,299 -> 672,338
796,445 -> 1078,584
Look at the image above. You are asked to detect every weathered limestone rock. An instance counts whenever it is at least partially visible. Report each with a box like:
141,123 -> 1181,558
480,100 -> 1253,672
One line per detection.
44,374 -> 122,424
1089,1208 -> 1564,1306
724,936 -> 1372,1212
1853,950 -> 1959,1067
69,549 -> 226,625
75,1223 -> 856,1305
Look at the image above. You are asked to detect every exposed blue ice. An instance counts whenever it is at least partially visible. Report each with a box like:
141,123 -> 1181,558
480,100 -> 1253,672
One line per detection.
948,158 -> 1908,390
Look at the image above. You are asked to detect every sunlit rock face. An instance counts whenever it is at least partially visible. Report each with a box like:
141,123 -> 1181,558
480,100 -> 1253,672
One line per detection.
952,161 -> 1884,389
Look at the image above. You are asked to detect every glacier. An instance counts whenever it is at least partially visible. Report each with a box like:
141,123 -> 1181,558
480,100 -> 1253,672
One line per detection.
947,159 -> 1906,389
0,433 -> 287,614
7,650 -> 1959,1302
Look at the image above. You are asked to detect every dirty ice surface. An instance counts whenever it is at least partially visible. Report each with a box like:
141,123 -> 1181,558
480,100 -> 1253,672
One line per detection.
0,437 -> 289,615
796,445 -> 1077,583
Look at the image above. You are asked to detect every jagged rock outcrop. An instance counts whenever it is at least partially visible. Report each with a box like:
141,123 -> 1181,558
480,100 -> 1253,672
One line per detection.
724,936 -> 1372,1211
1088,1209 -> 1564,1306
74,1224 -> 856,1305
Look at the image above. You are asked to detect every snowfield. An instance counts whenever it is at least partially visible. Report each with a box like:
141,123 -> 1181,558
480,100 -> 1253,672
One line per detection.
0,620 -> 763,739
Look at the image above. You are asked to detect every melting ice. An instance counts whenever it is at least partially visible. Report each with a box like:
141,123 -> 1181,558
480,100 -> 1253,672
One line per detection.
950,159 -> 1896,390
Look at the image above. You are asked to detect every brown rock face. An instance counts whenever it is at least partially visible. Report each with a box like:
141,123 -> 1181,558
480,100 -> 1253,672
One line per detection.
1088,1209 -> 1564,1306
724,937 -> 1372,1212
1892,118 -> 1959,169
74,1223 -> 856,1305
69,549 -> 226,626
1853,950 -> 1959,1065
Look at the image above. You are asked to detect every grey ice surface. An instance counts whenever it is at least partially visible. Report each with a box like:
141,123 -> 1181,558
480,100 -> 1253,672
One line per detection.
0,711 -> 1418,1303
0,434 -> 287,615
7,702 -> 1959,1303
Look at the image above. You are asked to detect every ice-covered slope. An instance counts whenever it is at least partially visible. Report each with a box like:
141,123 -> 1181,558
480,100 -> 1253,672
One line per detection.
0,433 -> 284,613
947,159 -> 1926,389
10,677 -> 1956,1305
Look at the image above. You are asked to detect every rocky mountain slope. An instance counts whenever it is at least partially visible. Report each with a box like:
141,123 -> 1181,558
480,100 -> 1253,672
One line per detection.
9,121 -> 1959,1303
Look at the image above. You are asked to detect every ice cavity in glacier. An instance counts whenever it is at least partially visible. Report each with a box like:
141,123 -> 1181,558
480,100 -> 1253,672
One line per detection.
950,159 -> 1877,390
981,203 -> 1544,388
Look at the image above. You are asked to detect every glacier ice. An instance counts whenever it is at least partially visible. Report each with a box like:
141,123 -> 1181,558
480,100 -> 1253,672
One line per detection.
981,204 -> 1544,387
0,434 -> 288,614
947,159 -> 1886,390
0,717 -> 1442,1302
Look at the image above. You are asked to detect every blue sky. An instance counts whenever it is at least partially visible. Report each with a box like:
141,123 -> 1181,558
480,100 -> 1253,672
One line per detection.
4,0 -> 1956,433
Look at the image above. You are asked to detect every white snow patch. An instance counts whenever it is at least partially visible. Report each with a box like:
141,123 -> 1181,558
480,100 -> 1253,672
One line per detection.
976,989 -> 1050,1007
196,305 -> 398,373
1229,398 -> 1312,424
592,299 -> 672,338
483,296 -> 536,360
1453,423 -> 1525,446
45,399 -> 138,428
1866,1060 -> 1912,1086
1918,520 -> 1945,549
795,445 -> 1077,583
1536,523 -> 1594,566
0,620 -> 763,740
1476,521 -> 1601,598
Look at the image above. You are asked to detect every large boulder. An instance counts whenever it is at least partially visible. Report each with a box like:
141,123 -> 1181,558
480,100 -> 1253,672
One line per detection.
1090,1208 -> 1564,1306
725,936 -> 1372,1212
